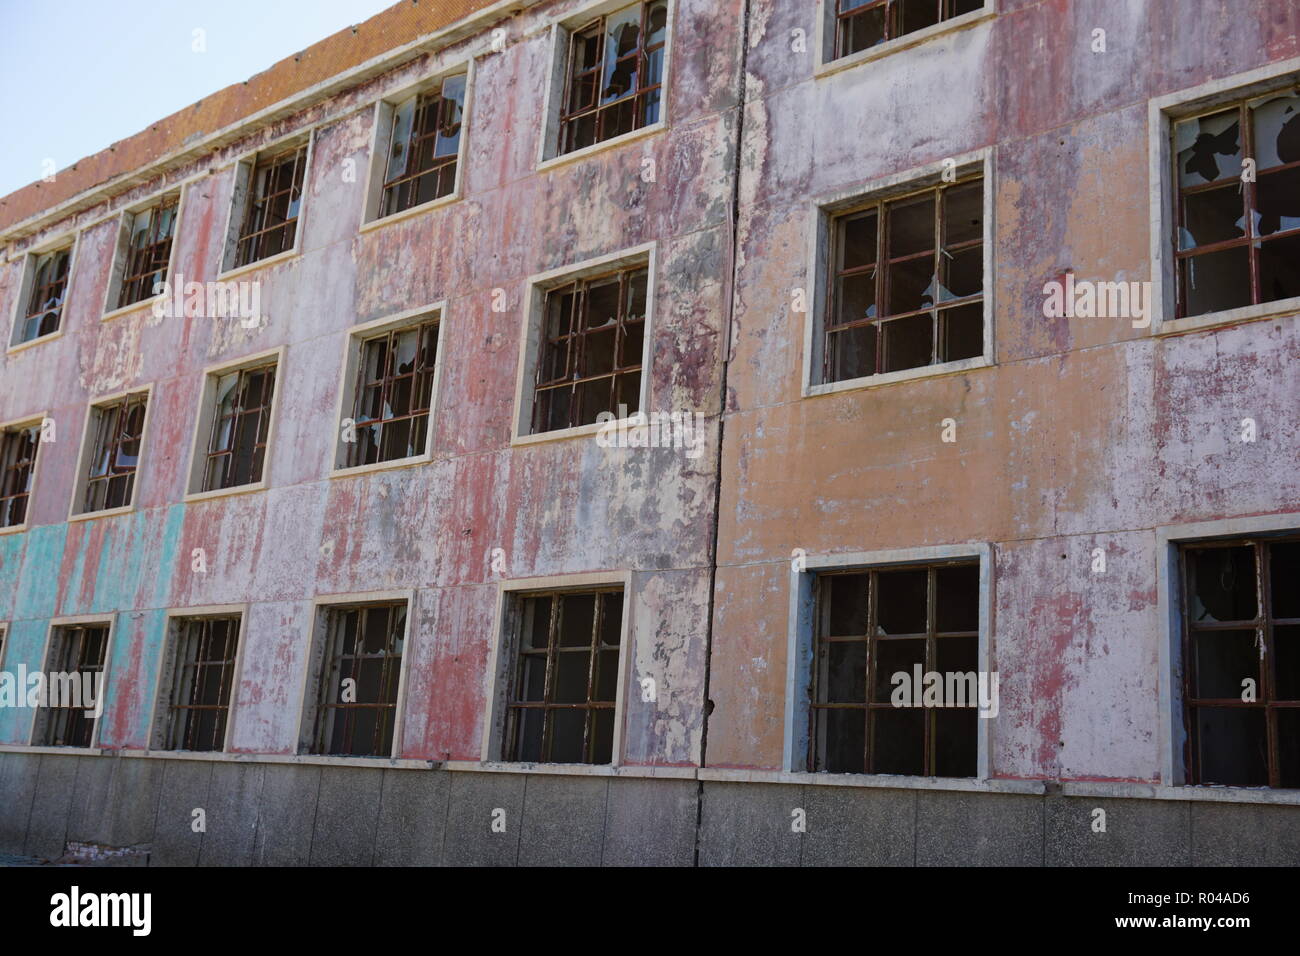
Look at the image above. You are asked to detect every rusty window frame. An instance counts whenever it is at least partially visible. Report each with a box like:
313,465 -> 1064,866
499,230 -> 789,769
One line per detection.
117,196 -> 178,309
33,624 -> 109,748
1171,91 -> 1300,319
380,75 -> 466,217
346,319 -> 439,467
310,602 -> 406,757
505,587 -> 623,764
531,265 -> 647,434
18,246 -> 72,343
809,560 -> 979,776
834,0 -> 982,59
0,423 -> 40,528
201,362 -> 276,491
234,145 -> 307,268
163,616 -> 240,752
82,393 -> 148,514
823,175 -> 984,384
558,1 -> 668,155
1179,536 -> 1300,788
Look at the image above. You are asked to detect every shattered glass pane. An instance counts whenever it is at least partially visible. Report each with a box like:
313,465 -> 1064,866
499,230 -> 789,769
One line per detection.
1179,183 -> 1246,249
1249,92 -> 1300,171
1176,109 -> 1242,187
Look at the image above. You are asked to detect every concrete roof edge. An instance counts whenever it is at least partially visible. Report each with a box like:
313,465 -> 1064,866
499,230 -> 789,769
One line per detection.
0,0 -> 534,246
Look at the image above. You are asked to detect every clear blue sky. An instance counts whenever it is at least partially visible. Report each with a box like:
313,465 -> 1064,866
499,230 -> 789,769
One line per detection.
0,0 -> 399,198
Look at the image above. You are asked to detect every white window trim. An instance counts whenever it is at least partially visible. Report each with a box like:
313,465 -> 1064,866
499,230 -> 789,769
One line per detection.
329,302 -> 447,478
0,410 -> 51,536
535,0 -> 674,171
292,589 -> 416,761
216,127 -> 317,280
1148,56 -> 1300,336
511,241 -> 657,445
358,59 -> 475,231
802,147 -> 994,397
782,542 -> 995,781
183,346 -> 286,503
1155,510 -> 1300,788
28,614 -> 117,753
813,0 -> 996,79
146,605 -> 249,753
6,233 -> 80,353
101,185 -> 187,322
67,384 -> 155,521
481,569 -> 634,766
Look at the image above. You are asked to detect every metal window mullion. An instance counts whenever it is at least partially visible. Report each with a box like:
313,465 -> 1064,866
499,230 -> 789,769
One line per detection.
865,570 -> 878,773
540,595 -> 561,762
1259,540 -> 1279,787
932,189 -> 943,364
875,202 -> 887,374
583,594 -> 602,761
1242,104 -> 1263,306
925,565 -> 937,775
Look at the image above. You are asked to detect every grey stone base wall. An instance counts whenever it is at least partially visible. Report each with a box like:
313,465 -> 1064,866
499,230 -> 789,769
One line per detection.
2,752 -> 1298,865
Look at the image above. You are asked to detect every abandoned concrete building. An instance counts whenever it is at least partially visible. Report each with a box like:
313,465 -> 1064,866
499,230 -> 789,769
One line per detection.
1,0 -> 1299,866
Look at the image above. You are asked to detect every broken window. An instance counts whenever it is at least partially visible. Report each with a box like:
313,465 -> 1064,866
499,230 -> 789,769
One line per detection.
532,266 -> 647,433
80,392 -> 148,514
310,603 -> 406,757
824,177 -> 983,384
0,423 -> 40,528
810,561 -> 979,776
234,145 -> 306,268
32,624 -> 109,748
560,1 -> 668,154
201,362 -> 276,491
346,320 -> 438,467
116,196 -> 178,309
1181,537 -> 1300,788
15,246 -> 72,344
1175,91 -> 1300,318
160,616 -> 240,752
380,75 -> 466,216
835,0 -> 984,59
506,589 -> 623,764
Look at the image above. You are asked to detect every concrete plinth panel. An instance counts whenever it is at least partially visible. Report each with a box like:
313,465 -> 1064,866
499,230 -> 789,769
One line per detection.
1190,802 -> 1300,866
915,790 -> 1044,866
518,774 -> 608,867
442,771 -> 525,866
602,777 -> 699,866
151,759 -> 213,866
699,781 -> 804,866
309,766 -> 384,866
66,757 -> 163,850
251,764 -> 321,866
198,762 -> 266,866
0,753 -> 39,853
1045,796 -> 1190,866
801,785 -> 917,866
373,768 -> 450,866
23,755 -> 78,860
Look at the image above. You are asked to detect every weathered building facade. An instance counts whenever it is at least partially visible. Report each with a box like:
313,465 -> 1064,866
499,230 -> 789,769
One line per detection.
1,0 -> 1298,866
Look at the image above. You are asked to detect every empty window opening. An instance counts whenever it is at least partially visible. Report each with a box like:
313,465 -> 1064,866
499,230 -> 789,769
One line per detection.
310,603 -> 406,757
16,247 -> 72,344
560,1 -> 668,155
506,588 -> 623,764
116,197 -> 178,309
810,561 -> 979,776
1180,537 -> 1300,788
234,145 -> 306,268
1175,91 -> 1300,318
161,617 -> 240,752
0,423 -> 40,528
835,0 -> 983,59
532,266 -> 647,433
346,320 -> 438,467
32,624 -> 109,748
381,75 -> 466,217
202,362 -> 276,491
80,393 -> 148,514
824,177 -> 983,384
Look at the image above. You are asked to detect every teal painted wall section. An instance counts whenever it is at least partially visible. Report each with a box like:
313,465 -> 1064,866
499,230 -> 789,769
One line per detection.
99,609 -> 167,749
0,533 -> 26,621
12,525 -> 64,623
0,619 -> 50,745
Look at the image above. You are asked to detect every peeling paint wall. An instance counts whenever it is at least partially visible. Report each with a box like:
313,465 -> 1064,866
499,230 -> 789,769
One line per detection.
0,0 -> 743,769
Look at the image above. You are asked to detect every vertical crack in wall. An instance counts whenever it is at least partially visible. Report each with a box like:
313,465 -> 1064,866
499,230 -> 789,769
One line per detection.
693,0 -> 753,868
